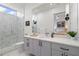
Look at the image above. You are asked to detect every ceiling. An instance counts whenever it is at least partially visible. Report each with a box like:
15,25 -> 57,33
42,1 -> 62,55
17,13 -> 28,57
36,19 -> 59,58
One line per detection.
0,3 -> 42,13
32,3 -> 66,14
2,3 -> 42,10
0,3 -> 67,13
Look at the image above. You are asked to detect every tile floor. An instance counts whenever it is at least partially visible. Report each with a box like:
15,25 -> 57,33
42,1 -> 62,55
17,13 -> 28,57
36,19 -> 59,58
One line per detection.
3,48 -> 29,56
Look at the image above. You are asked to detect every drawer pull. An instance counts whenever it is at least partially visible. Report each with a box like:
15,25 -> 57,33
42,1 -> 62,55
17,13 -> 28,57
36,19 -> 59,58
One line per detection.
60,47 -> 69,51
27,43 -> 29,47
60,52 -> 68,56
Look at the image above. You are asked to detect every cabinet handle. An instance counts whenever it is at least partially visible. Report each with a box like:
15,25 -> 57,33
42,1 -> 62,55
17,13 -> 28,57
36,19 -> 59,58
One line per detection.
39,41 -> 40,46
27,43 -> 29,47
39,41 -> 42,46
40,41 -> 42,46
60,47 -> 69,51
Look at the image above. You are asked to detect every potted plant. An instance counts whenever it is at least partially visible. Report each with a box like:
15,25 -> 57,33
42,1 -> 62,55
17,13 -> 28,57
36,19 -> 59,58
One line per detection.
67,31 -> 77,40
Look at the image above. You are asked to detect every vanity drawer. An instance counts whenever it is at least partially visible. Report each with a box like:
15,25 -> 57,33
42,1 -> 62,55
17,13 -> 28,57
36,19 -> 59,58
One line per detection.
52,43 -> 79,55
52,49 -> 76,56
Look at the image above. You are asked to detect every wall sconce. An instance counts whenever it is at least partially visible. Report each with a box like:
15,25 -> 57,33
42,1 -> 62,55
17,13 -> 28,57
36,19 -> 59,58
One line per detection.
65,14 -> 70,21
65,14 -> 70,32
32,15 -> 37,24
33,20 -> 37,24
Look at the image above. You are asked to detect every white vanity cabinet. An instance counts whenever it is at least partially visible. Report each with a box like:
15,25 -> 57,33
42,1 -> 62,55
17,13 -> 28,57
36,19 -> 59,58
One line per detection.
24,37 -> 31,54
40,40 -> 51,56
52,43 -> 79,56
30,39 -> 40,56
24,37 -> 40,56
24,37 -> 51,56
24,37 -> 79,56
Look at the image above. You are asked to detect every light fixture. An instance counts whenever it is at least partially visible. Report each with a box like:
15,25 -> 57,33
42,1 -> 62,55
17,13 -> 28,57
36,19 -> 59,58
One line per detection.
32,15 -> 37,24
65,14 -> 69,21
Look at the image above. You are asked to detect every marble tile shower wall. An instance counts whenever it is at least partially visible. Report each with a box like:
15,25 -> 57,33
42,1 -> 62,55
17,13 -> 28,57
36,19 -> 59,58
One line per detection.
0,12 -> 24,53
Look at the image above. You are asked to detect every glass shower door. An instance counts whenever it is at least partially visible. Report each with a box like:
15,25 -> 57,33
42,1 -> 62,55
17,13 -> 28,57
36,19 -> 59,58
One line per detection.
0,12 -> 18,55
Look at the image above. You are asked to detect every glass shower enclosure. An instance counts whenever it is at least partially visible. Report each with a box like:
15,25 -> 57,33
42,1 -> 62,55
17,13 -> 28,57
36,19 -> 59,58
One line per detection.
0,12 -> 24,55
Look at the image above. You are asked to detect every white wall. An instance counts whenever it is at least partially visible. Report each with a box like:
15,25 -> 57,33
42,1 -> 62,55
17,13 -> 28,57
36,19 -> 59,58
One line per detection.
24,7 -> 32,35
24,4 -> 41,35
77,3 -> 79,34
70,3 -> 78,32
36,6 -> 65,34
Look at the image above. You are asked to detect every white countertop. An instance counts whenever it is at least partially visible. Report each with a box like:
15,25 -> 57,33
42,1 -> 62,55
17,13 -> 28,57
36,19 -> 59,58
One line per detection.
24,35 -> 79,47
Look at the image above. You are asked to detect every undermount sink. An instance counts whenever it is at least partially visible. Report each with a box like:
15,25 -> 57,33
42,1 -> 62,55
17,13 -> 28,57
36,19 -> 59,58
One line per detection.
30,33 -> 38,37
30,33 -> 51,38
37,34 -> 51,38
30,34 -> 38,37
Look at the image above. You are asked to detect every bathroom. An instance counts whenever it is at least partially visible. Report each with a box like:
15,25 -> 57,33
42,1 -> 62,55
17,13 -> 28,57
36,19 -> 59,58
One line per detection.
0,3 -> 79,56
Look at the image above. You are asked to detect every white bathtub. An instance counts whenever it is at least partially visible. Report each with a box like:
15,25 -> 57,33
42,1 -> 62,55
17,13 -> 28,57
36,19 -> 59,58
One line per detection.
0,42 -> 24,55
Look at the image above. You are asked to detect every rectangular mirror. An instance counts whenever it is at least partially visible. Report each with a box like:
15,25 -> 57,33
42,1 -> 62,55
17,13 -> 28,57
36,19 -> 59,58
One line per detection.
32,3 -> 70,35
